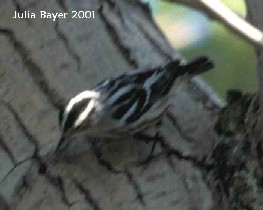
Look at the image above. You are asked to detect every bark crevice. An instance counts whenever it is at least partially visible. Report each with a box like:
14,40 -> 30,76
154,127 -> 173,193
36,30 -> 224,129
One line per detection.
124,169 -> 145,206
74,181 -> 102,210
0,28 -> 62,109
54,20 -> 81,72
98,3 -> 138,68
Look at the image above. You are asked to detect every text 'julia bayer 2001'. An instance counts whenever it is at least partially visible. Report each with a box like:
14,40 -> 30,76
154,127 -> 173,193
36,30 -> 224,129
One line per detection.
13,11 -> 95,21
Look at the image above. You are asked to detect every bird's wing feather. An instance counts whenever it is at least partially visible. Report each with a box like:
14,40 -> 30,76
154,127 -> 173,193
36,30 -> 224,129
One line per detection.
109,85 -> 149,123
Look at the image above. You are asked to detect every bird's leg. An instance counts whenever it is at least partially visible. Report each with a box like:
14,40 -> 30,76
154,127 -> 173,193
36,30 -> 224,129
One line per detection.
134,131 -> 162,162
134,119 -> 163,162
133,132 -> 157,144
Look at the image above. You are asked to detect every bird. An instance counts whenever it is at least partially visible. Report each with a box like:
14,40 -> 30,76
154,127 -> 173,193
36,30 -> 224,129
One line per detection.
57,56 -> 214,151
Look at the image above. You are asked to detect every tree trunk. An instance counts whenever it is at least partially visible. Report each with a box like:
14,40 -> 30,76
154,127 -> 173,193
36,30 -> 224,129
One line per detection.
0,0 -> 246,209
246,0 -> 263,134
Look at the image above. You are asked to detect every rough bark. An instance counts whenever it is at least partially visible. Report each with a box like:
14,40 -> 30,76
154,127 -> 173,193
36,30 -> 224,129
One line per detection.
0,0 -> 232,209
246,0 -> 263,134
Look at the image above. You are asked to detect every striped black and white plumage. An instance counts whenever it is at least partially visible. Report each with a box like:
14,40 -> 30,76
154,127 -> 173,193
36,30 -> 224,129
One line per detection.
57,56 -> 214,150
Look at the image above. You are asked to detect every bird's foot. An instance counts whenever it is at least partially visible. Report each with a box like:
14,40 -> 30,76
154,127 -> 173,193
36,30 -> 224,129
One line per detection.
134,132 -> 162,163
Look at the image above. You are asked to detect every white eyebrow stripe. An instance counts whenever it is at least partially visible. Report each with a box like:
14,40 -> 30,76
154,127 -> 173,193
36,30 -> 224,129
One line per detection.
74,99 -> 95,127
62,90 -> 99,128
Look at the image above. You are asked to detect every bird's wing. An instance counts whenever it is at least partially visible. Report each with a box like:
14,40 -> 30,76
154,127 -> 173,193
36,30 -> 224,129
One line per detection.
107,84 -> 150,123
99,72 -> 175,122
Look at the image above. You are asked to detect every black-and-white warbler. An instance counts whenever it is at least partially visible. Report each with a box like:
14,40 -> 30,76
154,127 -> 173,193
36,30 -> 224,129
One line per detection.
57,56 -> 214,150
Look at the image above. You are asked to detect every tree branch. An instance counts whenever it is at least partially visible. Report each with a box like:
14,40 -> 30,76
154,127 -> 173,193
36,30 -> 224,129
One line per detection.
167,0 -> 263,49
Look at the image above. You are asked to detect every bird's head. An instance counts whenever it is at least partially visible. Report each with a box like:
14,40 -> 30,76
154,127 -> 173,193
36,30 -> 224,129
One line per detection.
59,90 -> 100,139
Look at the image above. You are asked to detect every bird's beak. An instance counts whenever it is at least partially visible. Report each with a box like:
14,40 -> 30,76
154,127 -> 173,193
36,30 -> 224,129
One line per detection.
56,135 -> 66,152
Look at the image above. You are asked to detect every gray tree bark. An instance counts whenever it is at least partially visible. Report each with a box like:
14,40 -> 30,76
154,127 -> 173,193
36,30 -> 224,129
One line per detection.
0,0 -> 260,210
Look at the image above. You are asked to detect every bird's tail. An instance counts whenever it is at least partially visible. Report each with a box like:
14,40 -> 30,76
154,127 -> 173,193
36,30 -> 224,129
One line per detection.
179,56 -> 214,75
165,56 -> 214,77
